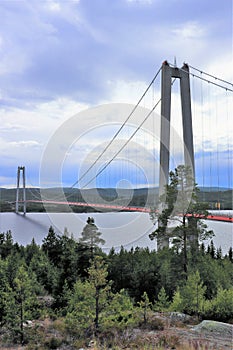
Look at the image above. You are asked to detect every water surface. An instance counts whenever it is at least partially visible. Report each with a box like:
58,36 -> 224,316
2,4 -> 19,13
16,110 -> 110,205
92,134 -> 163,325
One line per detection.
0,212 -> 232,253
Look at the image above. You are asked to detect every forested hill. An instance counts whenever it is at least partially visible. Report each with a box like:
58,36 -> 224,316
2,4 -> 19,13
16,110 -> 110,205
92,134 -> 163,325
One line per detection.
0,186 -> 232,212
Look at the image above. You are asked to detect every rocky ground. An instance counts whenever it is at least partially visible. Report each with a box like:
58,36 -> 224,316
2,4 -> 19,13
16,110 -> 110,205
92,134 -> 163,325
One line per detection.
133,316 -> 233,350
0,314 -> 232,349
153,321 -> 233,349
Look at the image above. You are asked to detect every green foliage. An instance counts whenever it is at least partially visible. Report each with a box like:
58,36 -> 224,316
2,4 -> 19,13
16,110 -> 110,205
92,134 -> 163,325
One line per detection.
66,256 -> 111,336
228,246 -> 233,262
0,224 -> 232,347
170,271 -> 206,316
44,337 -> 63,349
29,249 -> 59,295
42,226 -> 62,266
3,264 -> 41,344
65,279 -> 95,337
202,287 -> 233,321
108,246 -> 159,302
88,256 -> 111,332
79,217 -> 105,257
170,287 -> 183,312
150,165 -> 214,277
0,231 -> 14,259
102,289 -> 136,331
137,291 -> 152,324
155,287 -> 170,311
66,256 -> 137,341
180,271 -> 206,315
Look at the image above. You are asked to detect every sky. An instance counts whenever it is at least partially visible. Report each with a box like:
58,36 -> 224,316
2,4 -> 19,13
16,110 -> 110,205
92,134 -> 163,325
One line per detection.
0,0 -> 232,191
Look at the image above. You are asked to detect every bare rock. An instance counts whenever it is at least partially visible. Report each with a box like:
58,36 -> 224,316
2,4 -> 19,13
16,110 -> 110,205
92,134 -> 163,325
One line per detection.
193,320 -> 233,337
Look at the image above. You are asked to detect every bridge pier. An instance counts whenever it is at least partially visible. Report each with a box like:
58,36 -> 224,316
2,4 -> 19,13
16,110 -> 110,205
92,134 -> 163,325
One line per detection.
16,166 -> 26,215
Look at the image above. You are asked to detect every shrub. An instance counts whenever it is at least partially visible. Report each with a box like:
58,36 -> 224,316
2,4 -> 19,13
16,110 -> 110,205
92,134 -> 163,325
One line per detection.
202,288 -> 233,321
45,337 -> 63,349
157,333 -> 180,348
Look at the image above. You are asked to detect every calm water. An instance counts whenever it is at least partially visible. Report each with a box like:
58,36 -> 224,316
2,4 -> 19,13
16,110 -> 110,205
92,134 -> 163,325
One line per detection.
0,212 -> 232,254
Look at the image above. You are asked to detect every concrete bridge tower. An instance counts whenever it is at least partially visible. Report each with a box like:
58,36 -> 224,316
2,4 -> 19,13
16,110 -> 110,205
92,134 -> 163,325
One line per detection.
16,166 -> 26,214
158,61 -> 195,249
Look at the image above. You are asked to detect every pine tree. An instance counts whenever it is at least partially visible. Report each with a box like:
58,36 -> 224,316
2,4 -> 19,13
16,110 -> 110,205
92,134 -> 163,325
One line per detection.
0,230 -> 14,259
180,271 -> 206,316
156,287 -> 170,311
4,264 -> 40,344
88,256 -> 110,333
79,217 -> 105,258
150,165 -> 214,277
137,291 -> 151,324
209,240 -> 216,259
105,289 -> 135,330
170,287 -> 183,312
66,256 -> 111,337
42,226 -> 62,265
228,247 -> 233,262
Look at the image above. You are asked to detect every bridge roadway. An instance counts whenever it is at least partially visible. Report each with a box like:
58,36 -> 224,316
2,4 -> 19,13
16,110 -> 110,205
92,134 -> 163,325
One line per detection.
21,200 -> 233,223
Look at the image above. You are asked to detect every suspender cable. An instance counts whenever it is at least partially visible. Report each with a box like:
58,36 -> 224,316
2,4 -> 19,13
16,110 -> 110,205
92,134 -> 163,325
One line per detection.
200,73 -> 205,201
215,85 -> 220,210
48,65 -> 162,202
207,80 -> 213,207
70,66 -> 162,189
188,72 -> 233,92
81,98 -> 162,189
225,89 -> 232,191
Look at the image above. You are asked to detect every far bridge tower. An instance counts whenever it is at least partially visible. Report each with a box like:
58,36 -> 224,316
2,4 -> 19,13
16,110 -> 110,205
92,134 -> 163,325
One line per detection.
16,166 -> 26,214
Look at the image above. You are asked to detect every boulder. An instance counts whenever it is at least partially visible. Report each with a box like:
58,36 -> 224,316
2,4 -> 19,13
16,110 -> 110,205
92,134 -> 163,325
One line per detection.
193,320 -> 233,337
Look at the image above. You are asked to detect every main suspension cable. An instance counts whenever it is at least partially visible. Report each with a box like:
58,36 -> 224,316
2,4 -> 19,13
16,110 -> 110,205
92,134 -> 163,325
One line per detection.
188,64 -> 233,88
70,66 -> 162,189
81,98 -> 162,189
188,71 -> 233,92
168,62 -> 233,92
43,65 -> 162,202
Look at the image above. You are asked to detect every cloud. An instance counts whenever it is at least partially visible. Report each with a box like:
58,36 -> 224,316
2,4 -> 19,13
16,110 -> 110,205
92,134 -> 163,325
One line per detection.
9,140 -> 41,148
126,0 -> 153,4
172,21 -> 206,39
0,0 -> 232,188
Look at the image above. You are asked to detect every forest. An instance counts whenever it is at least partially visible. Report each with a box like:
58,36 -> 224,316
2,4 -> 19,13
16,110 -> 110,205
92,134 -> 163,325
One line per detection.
0,225 -> 232,349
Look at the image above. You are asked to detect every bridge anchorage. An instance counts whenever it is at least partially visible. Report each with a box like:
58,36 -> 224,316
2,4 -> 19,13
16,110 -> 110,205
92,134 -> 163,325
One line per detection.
16,166 -> 26,215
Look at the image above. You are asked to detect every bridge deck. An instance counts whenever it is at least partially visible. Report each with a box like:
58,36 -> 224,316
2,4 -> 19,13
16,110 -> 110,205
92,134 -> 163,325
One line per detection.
17,200 -> 233,222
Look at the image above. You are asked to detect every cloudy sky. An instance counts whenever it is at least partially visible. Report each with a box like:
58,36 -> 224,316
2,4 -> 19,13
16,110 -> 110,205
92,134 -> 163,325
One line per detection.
0,0 -> 232,190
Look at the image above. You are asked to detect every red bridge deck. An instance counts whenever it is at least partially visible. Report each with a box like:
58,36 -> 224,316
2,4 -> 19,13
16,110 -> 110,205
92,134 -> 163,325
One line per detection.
23,200 -> 233,222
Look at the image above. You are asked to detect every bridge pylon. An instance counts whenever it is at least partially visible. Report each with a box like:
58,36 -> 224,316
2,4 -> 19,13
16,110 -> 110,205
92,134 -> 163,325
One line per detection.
158,61 -> 195,250
16,166 -> 26,214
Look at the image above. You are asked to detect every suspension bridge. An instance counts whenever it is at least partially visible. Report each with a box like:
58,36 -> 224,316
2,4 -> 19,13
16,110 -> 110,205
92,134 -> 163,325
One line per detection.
14,61 -> 233,230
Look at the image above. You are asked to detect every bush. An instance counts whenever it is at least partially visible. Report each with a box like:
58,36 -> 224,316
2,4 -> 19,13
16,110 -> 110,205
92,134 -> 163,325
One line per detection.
139,313 -> 165,331
202,288 -> 233,321
45,337 -> 63,349
158,333 -> 180,348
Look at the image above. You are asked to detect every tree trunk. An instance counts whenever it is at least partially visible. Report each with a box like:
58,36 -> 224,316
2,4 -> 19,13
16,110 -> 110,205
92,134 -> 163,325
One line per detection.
183,216 -> 188,279
20,297 -> 24,345
95,287 -> 99,334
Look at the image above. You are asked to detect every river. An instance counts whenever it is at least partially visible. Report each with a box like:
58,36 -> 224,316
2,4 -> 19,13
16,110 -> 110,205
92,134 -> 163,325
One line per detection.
0,212 -> 232,254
